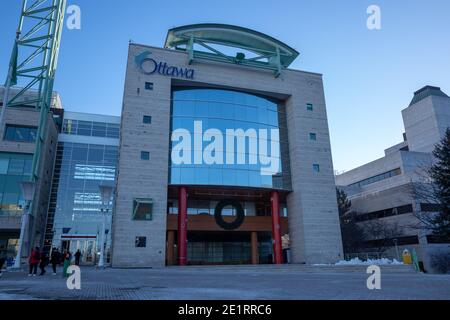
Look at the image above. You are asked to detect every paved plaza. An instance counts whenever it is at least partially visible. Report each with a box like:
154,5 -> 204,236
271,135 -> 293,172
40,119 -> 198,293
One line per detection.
0,265 -> 449,300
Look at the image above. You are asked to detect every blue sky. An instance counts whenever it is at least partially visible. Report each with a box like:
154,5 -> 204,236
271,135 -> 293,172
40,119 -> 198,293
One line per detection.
1,0 -> 449,172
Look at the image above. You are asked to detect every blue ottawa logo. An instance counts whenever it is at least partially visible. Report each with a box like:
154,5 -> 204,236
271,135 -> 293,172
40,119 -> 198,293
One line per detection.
135,51 -> 195,79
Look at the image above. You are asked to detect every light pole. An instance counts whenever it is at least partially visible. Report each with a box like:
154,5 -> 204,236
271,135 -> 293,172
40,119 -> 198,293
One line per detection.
14,181 -> 36,269
393,238 -> 400,261
98,185 -> 113,268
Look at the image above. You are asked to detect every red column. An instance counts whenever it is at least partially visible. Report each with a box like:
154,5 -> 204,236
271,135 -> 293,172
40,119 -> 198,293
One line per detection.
251,231 -> 259,265
178,186 -> 188,266
271,191 -> 283,264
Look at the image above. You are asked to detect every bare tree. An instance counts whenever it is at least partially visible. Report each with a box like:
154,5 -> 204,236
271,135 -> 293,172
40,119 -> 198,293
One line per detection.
360,220 -> 403,254
411,179 -> 441,231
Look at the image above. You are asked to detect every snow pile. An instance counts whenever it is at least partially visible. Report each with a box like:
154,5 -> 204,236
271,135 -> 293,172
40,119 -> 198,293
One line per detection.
334,258 -> 403,266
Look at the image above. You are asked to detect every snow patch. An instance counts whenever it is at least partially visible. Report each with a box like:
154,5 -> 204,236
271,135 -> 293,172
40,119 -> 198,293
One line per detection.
334,258 -> 403,266
313,258 -> 404,266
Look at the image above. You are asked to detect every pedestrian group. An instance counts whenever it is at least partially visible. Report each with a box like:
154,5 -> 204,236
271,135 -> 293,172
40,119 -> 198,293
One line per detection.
27,247 -> 82,277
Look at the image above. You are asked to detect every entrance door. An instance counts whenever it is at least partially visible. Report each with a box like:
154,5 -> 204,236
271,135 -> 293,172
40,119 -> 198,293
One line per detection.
70,239 -> 97,265
83,240 -> 96,264
62,239 -> 97,265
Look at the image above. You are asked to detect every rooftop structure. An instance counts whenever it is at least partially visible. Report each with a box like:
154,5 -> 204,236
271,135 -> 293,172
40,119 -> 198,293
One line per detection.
164,24 -> 299,77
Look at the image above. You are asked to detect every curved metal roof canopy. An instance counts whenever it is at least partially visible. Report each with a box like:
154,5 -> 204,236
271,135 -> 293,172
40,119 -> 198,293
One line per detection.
165,24 -> 299,77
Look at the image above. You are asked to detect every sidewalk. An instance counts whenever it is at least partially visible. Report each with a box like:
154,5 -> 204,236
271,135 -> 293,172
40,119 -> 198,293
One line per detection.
0,265 -> 449,300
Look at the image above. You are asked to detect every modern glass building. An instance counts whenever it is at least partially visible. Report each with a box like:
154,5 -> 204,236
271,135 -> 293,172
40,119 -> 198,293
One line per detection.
111,24 -> 343,267
44,111 -> 119,265
0,87 -> 60,264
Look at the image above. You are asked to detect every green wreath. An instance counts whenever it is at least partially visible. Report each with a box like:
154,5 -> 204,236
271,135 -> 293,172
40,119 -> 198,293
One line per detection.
214,199 -> 245,230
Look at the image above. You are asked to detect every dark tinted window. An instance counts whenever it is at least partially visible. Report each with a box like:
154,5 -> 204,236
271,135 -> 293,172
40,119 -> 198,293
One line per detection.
145,82 -> 153,90
141,151 -> 150,160
143,116 -> 152,124
349,168 -> 401,188
4,125 -> 38,142
135,237 -> 147,247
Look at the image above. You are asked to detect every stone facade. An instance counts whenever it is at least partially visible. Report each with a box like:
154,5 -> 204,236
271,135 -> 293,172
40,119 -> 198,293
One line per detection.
403,90 -> 450,153
336,86 -> 450,272
111,43 -> 343,267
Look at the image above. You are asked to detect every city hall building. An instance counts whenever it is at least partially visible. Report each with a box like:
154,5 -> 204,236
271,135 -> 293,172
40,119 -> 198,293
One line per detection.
111,24 -> 343,267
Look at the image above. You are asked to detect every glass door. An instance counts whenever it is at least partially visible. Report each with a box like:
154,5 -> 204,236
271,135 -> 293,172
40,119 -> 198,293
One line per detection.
70,239 -> 97,265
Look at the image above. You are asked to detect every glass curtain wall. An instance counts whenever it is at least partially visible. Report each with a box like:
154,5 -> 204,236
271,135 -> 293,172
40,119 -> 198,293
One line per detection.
62,119 -> 120,139
170,88 -> 291,190
48,142 -> 118,264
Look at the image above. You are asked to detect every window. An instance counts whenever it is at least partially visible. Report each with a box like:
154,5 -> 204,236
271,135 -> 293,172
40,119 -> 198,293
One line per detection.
135,236 -> 147,247
143,116 -> 152,124
355,204 -> 413,222
0,153 -> 33,217
309,133 -> 317,141
132,198 -> 153,221
145,82 -> 153,90
4,125 -> 38,143
421,203 -> 441,212
427,235 -> 449,244
23,160 -> 32,175
0,159 -> 9,174
363,236 -> 419,248
92,122 -> 107,137
306,103 -> 313,111
106,123 -> 120,138
77,121 -> 92,136
141,151 -> 150,160
8,159 -> 25,175
348,168 -> 401,188
62,119 -> 120,138
62,119 -> 77,135
313,164 -> 320,172
170,88 -> 292,190
88,146 -> 104,162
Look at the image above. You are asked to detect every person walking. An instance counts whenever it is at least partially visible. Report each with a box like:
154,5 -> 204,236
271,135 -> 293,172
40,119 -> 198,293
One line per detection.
0,250 -> 7,278
61,250 -> 67,264
62,251 -> 71,277
50,248 -> 60,275
74,249 -> 82,266
39,250 -> 49,276
28,247 -> 40,276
